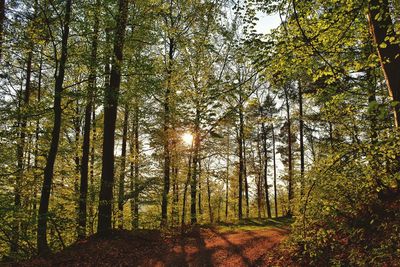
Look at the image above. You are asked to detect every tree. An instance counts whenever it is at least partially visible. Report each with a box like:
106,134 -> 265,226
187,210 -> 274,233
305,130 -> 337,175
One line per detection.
97,0 -> 129,235
37,0 -> 72,255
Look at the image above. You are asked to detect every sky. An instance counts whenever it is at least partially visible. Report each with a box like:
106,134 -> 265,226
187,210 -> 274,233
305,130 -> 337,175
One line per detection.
254,12 -> 282,35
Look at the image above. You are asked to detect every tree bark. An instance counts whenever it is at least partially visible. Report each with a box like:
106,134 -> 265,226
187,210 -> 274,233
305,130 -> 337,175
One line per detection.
12,48 -> 32,254
78,0 -> 99,239
284,87 -> 293,217
272,124 -> 278,218
261,122 -> 272,218
0,0 -> 5,60
37,0 -> 72,255
299,81 -> 305,198
368,0 -> 400,128
118,106 -> 129,229
98,0 -> 129,235
238,101 -> 244,220
225,132 -> 230,221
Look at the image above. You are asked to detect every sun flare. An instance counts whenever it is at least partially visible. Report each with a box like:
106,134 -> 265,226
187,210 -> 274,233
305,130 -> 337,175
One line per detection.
182,132 -> 194,146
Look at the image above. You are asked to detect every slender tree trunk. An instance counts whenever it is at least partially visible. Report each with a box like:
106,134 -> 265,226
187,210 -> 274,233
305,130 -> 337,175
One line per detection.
238,102 -> 244,220
284,87 -> 293,217
131,102 -> 140,229
12,49 -> 33,254
89,105 -> 96,235
256,133 -> 263,219
198,158 -> 202,221
78,0 -> 99,239
161,36 -> 174,227
171,164 -> 179,227
182,149 -> 192,227
261,122 -> 272,218
98,0 -> 129,234
37,0 -> 72,255
33,50 -> 43,213
368,0 -> 400,128
299,81 -> 305,198
225,132 -> 229,221
206,167 -> 213,223
190,110 -> 200,225
243,137 -> 249,218
118,106 -> 129,229
0,0 -> 5,60
272,124 -> 278,218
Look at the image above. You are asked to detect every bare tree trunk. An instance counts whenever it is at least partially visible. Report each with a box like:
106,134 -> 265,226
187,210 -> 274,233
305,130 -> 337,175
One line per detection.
243,137 -> 249,218
299,81 -> 305,198
272,124 -> 278,218
33,49 -> 43,213
182,149 -> 192,227
118,106 -> 129,229
284,87 -> 293,217
261,122 -> 272,218
368,0 -> 400,128
225,132 -> 229,221
37,0 -> 72,255
131,103 -> 140,230
238,102 -> 244,220
0,0 -> 5,60
190,110 -> 200,225
12,48 -> 33,254
206,167 -> 213,223
98,0 -> 129,235
198,158 -> 203,221
78,0 -> 99,239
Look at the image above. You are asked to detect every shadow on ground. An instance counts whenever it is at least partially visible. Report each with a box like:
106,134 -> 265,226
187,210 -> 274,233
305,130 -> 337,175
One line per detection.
17,219 -> 290,267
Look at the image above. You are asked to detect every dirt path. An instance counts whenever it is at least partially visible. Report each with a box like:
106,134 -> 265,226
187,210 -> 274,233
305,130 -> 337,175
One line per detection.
19,227 -> 288,267
164,227 -> 288,267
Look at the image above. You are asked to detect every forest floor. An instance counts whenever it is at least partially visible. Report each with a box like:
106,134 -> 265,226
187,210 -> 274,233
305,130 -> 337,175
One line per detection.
17,218 -> 292,267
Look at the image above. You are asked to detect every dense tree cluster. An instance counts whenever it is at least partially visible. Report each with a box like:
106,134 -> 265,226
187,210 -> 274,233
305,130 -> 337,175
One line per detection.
0,0 -> 399,264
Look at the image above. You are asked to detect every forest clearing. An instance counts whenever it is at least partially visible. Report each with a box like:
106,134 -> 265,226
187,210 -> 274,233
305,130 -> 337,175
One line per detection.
19,219 -> 290,266
1,0 -> 400,266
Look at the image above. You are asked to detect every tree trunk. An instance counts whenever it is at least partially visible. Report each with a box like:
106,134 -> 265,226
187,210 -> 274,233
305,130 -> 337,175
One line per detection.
118,106 -> 129,229
284,87 -> 293,217
12,49 -> 32,254
368,0 -> 400,128
198,158 -> 203,221
131,102 -> 140,230
272,124 -> 278,218
37,0 -> 72,255
238,103 -> 244,220
78,0 -> 99,239
261,122 -> 272,218
182,149 -> 192,227
33,49 -> 43,213
243,137 -> 249,218
225,131 -> 229,221
299,81 -> 305,198
98,0 -> 129,235
190,109 -> 200,225
206,173 -> 213,223
0,0 -> 5,60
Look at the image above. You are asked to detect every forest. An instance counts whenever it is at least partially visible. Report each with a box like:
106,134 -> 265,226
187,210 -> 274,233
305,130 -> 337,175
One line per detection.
0,0 -> 399,266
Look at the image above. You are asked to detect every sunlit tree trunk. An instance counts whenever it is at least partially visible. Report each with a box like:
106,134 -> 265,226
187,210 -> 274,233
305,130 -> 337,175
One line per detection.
368,0 -> 400,128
